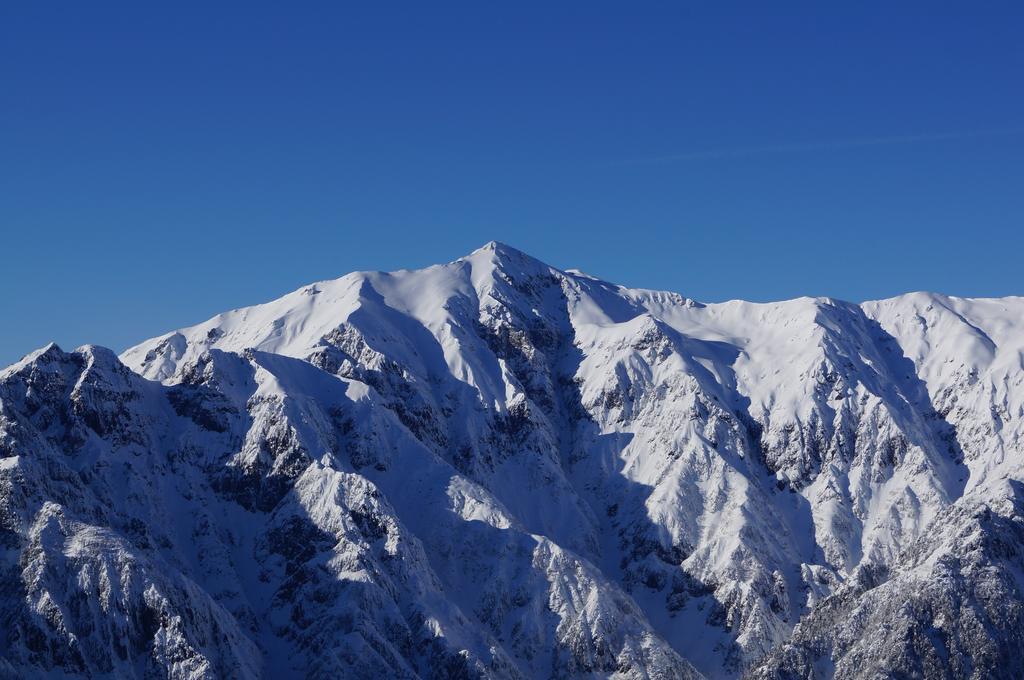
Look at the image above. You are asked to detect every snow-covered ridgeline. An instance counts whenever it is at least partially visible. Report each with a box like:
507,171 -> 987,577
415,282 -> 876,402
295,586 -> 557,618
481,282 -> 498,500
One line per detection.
1,242 -> 1021,678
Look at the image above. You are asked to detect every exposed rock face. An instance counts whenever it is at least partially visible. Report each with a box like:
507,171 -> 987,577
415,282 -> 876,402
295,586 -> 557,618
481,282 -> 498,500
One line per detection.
748,481 -> 1024,680
1,243 -> 1021,678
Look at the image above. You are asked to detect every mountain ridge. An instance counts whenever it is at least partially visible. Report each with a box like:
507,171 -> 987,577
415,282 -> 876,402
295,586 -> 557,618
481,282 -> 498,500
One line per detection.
1,243 -> 1022,678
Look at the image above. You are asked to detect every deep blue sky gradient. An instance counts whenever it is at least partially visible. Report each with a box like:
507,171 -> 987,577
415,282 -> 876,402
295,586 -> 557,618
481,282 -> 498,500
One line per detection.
2,2 -> 1023,367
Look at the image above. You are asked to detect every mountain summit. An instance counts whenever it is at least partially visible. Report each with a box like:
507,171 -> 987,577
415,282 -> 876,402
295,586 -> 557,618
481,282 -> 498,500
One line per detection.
2,245 -> 1022,679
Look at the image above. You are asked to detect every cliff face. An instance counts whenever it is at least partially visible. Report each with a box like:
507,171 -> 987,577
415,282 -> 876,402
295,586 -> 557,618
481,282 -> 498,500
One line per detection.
2,243 -> 1021,679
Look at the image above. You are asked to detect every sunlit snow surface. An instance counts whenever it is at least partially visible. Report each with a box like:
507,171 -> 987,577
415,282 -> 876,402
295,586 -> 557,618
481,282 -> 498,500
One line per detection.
2,243 -> 1022,679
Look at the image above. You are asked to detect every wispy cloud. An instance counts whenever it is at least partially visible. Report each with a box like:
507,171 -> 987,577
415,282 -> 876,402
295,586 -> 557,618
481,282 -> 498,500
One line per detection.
614,126 -> 1024,165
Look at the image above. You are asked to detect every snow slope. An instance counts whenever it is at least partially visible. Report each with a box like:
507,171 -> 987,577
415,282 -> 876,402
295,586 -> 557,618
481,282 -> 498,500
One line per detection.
1,242 -> 1021,678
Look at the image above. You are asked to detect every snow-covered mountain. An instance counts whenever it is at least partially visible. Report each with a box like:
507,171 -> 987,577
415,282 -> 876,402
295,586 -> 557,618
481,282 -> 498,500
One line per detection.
2,242 -> 1022,679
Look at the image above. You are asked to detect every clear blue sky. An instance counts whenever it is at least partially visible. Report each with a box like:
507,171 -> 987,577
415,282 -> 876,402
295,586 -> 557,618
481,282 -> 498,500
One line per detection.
2,2 -> 1023,367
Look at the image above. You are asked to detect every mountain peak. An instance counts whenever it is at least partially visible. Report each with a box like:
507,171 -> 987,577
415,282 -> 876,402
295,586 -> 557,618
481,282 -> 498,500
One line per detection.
0,341 -> 67,378
473,240 -> 516,255
464,240 -> 542,266
461,241 -> 562,287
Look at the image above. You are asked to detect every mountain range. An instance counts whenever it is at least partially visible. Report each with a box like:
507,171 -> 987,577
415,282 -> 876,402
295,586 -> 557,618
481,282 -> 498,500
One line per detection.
2,242 -> 1022,679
